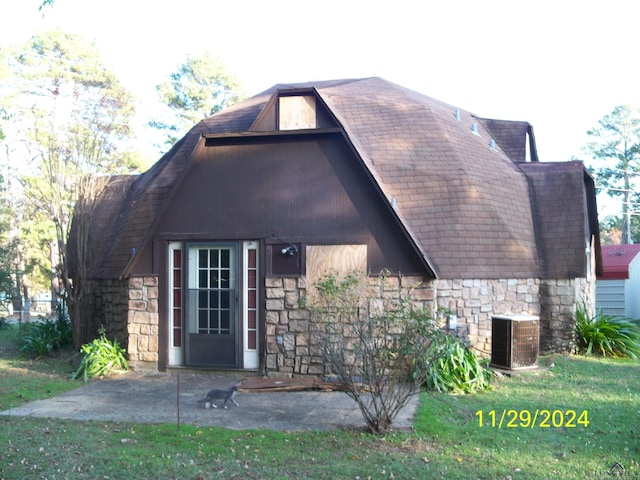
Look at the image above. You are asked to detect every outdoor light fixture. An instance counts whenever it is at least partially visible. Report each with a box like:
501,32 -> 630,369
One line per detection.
448,314 -> 457,330
281,244 -> 298,256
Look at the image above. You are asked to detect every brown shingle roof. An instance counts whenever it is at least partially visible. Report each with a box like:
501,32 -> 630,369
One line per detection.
90,77 -> 598,280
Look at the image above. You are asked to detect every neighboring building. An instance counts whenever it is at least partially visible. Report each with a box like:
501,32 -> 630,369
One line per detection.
73,78 -> 602,372
596,244 -> 640,318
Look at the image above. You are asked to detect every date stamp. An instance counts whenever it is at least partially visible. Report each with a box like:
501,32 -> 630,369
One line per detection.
475,409 -> 589,428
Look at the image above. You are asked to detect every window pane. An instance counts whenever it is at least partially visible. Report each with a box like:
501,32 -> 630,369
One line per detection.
199,270 -> 207,288
199,249 -> 208,268
221,249 -> 230,268
198,290 -> 208,308
173,249 -> 182,268
221,269 -> 230,287
220,310 -> 230,331
198,311 -> 208,330
220,291 -> 230,309
248,249 -> 256,268
210,291 -> 219,309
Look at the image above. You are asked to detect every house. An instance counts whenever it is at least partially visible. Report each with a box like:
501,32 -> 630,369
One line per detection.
596,244 -> 640,318
75,77 -> 602,373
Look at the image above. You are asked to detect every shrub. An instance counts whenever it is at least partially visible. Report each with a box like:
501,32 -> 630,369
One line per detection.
575,300 -> 640,359
19,316 -> 73,357
419,332 -> 493,394
308,270 -> 434,434
71,328 -> 129,382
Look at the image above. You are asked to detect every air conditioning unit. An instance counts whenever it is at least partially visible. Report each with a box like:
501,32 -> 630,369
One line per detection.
490,315 -> 540,370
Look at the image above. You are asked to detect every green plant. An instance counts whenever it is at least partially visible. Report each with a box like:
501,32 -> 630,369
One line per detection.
18,316 -> 73,357
0,323 -> 80,410
575,300 -> 640,359
71,328 -> 129,382
420,332 -> 493,394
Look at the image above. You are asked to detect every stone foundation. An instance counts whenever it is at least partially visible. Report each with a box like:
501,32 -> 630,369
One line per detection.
90,278 -> 129,346
264,274 -> 436,376
88,270 -> 592,374
125,276 -> 159,370
264,273 -> 594,375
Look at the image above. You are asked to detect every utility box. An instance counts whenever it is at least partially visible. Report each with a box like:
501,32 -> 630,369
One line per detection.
490,315 -> 540,370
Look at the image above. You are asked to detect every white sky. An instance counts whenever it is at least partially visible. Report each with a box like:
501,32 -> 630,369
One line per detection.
2,0 -> 639,214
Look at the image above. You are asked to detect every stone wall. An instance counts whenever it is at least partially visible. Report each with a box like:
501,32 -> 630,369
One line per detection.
90,278 -> 129,346
264,274 -> 436,376
125,276 -> 159,371
434,278 -> 541,356
264,273 -> 595,376
434,277 -> 593,355
90,270 -> 592,374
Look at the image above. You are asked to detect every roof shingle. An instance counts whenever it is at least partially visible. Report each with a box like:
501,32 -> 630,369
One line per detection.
89,77 -> 597,281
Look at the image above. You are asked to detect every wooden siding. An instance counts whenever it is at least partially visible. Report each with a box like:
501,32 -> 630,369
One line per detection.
132,133 -> 426,276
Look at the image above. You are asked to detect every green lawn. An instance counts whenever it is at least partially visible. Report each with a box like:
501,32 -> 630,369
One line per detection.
1,323 -> 639,479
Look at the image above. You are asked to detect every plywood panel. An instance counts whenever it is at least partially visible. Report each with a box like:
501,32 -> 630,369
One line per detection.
306,245 -> 367,293
279,96 -> 316,130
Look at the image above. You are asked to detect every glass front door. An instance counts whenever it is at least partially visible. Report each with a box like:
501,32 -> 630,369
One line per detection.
186,244 -> 238,367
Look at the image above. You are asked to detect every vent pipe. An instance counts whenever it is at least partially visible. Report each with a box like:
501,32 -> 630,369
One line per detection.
471,123 -> 479,135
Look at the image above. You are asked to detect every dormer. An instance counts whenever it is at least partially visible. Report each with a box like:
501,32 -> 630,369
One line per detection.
250,88 -> 338,132
478,118 -> 539,164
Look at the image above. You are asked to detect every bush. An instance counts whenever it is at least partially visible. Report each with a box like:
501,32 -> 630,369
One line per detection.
71,328 -> 129,382
308,270 -> 434,434
19,316 -> 73,357
419,332 -> 493,394
575,301 -> 640,359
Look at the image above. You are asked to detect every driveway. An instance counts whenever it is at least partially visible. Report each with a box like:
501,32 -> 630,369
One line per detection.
0,372 -> 419,432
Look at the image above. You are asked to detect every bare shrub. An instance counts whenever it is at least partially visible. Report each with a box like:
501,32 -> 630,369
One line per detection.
308,270 -> 433,434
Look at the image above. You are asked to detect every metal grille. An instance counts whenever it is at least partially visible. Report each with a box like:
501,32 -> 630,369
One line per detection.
490,316 -> 539,369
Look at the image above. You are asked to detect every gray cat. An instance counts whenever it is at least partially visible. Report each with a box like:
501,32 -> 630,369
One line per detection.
201,385 -> 239,409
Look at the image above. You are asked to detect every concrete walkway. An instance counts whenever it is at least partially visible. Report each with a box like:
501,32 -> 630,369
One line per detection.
0,372 -> 418,432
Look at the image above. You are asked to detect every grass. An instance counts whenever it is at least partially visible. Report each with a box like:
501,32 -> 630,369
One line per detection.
0,323 -> 81,410
1,324 -> 639,479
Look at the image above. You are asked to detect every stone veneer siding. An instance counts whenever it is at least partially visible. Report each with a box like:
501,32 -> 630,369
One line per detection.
264,274 -> 594,376
89,273 -> 592,374
90,278 -> 128,346
125,276 -> 159,370
265,275 -> 436,376
435,278 -> 592,355
89,276 -> 160,371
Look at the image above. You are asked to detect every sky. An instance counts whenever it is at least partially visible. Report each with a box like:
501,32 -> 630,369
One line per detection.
1,0 -> 639,214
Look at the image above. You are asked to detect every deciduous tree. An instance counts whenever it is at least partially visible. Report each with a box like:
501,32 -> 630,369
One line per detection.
6,29 -> 144,345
